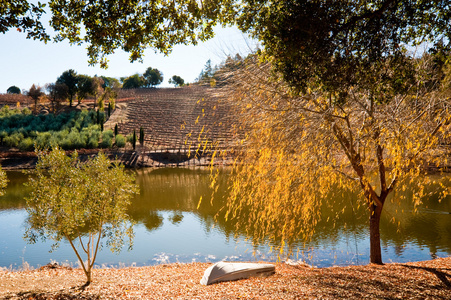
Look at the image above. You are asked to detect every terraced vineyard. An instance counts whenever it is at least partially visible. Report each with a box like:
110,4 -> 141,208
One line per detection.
110,86 -> 243,167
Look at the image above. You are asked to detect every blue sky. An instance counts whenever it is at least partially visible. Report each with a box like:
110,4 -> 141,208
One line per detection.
0,25 -> 257,94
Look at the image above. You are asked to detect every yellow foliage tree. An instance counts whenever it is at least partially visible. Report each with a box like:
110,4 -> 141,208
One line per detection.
210,54 -> 451,264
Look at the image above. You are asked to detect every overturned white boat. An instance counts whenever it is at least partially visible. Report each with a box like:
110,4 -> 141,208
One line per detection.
200,261 -> 276,285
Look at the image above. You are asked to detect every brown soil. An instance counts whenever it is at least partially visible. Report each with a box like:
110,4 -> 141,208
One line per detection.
0,257 -> 449,299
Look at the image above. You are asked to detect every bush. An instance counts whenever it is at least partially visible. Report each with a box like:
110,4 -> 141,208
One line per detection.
22,107 -> 32,115
115,134 -> 126,148
100,130 -> 114,148
35,132 -> 52,149
4,132 -> 24,147
18,137 -> 34,151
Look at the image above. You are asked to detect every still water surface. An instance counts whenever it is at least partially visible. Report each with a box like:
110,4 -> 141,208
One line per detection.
0,168 -> 450,269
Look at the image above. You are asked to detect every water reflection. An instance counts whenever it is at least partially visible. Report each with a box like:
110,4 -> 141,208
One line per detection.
0,168 -> 450,269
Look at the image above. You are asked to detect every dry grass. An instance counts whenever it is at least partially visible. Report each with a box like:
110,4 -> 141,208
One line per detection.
0,257 -> 450,299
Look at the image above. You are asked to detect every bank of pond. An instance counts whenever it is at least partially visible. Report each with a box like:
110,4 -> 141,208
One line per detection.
0,168 -> 450,269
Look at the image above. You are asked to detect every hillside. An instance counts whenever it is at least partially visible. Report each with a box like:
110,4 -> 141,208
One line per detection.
106,86 -> 242,167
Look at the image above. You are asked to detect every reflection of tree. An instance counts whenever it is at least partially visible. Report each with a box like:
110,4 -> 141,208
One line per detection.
2,169 -> 450,259
132,211 -> 164,232
169,212 -> 183,225
0,171 -> 30,210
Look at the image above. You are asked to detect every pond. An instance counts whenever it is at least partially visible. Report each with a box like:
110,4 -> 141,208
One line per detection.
0,168 -> 450,270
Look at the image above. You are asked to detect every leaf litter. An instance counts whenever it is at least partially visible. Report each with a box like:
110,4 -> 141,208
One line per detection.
0,257 -> 449,299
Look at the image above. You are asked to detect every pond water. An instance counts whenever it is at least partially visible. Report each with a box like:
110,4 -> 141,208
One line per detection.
0,168 -> 450,270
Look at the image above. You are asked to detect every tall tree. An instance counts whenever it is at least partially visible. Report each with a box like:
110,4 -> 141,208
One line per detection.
25,148 -> 139,286
197,59 -> 215,83
143,67 -> 163,87
56,69 -> 78,106
196,0 -> 451,265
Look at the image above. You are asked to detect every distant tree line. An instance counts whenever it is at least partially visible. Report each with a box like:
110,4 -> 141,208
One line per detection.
5,65 -> 191,108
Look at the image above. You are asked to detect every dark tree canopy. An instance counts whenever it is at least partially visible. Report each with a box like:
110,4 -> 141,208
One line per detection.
101,76 -> 120,89
47,82 -> 68,103
56,69 -> 78,106
6,85 -> 21,94
232,0 -> 451,95
77,74 -> 95,104
27,84 -> 42,100
122,74 -> 145,89
169,75 -> 185,87
143,67 -> 163,87
47,0 -> 220,67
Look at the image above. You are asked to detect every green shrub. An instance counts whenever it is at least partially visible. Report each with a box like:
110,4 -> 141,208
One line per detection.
22,107 -> 32,115
100,134 -> 112,148
35,132 -> 52,149
4,132 -> 24,147
18,137 -> 34,151
115,134 -> 126,148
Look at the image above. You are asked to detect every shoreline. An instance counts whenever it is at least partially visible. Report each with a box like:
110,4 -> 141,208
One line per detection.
0,257 -> 449,299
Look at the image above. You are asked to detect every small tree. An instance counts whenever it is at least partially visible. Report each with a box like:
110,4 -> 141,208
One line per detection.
27,84 -> 43,113
169,75 -> 185,87
6,86 -> 21,94
47,82 -> 68,113
143,67 -> 163,87
122,74 -> 145,89
25,148 -> 139,286
139,126 -> 144,146
77,74 -> 95,105
92,76 -> 105,110
132,129 -> 136,150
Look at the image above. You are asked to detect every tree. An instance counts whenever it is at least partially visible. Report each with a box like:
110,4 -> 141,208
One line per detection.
100,76 -> 121,89
92,76 -> 105,110
169,75 -> 185,87
46,82 -> 69,112
139,126 -> 144,146
6,86 -> 21,94
27,84 -> 43,113
56,69 -> 79,106
182,0 -> 451,265
0,0 -> 49,41
197,59 -> 215,83
143,67 -> 163,87
208,50 -> 451,265
122,74 -> 145,89
25,147 -> 139,286
77,74 -> 95,105
222,1 -> 451,265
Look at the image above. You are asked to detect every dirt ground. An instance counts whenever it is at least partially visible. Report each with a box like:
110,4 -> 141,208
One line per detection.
0,257 -> 450,299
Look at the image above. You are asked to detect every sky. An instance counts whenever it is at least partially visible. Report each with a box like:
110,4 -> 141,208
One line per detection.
0,24 -> 258,94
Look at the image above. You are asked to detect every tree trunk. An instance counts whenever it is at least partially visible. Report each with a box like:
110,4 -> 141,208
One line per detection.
369,204 -> 383,264
83,271 -> 92,287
